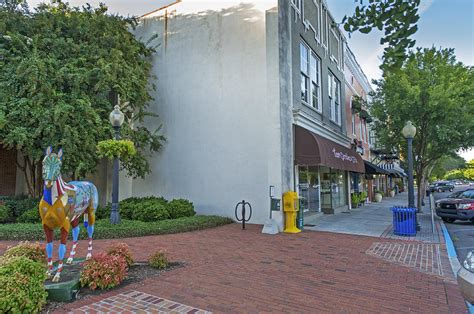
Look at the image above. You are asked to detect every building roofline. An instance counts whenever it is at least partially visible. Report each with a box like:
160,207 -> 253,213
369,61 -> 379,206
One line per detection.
140,0 -> 181,18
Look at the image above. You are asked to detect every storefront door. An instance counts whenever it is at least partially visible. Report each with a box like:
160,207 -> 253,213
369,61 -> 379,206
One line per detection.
297,166 -> 320,214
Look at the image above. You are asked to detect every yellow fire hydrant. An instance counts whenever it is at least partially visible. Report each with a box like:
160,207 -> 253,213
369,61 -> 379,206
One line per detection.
283,191 -> 301,233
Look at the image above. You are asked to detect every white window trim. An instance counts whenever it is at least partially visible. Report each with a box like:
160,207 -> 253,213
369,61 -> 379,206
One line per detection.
311,0 -> 321,43
352,113 -> 356,136
328,72 -> 341,126
329,28 -> 340,66
359,115 -> 363,141
301,41 -> 322,113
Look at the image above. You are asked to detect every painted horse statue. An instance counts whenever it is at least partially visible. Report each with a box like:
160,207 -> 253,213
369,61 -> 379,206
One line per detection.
39,147 -> 98,282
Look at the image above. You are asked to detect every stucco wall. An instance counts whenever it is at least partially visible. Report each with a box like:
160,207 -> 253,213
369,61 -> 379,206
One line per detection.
132,1 -> 282,224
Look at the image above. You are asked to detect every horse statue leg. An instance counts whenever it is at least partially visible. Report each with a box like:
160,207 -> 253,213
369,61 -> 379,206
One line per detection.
66,218 -> 80,264
43,225 -> 54,278
52,219 -> 70,282
84,208 -> 96,260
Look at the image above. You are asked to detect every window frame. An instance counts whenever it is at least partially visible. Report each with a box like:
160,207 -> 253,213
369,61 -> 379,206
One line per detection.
300,41 -> 322,113
328,71 -> 341,125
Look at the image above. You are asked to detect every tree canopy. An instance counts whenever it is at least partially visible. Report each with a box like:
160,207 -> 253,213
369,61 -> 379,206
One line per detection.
343,0 -> 420,70
430,155 -> 466,180
0,0 -> 164,196
370,47 -> 474,209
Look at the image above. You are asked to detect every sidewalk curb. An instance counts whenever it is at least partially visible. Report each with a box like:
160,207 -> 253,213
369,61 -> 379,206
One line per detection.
440,222 -> 474,313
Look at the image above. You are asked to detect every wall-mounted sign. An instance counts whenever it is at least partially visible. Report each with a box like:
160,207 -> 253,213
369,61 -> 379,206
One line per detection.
332,148 -> 358,164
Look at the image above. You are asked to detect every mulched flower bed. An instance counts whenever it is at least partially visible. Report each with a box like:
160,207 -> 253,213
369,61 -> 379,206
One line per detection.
43,262 -> 183,313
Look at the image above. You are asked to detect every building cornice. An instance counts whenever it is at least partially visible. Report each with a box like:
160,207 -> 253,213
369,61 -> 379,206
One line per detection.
293,109 -> 351,147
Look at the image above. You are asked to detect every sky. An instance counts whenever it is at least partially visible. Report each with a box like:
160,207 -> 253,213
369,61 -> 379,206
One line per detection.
26,0 -> 474,161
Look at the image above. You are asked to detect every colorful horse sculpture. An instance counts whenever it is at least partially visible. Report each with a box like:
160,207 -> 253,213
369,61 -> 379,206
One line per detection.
39,147 -> 98,282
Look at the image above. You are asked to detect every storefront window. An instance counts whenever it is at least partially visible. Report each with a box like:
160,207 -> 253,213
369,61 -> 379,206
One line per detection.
331,169 -> 347,208
298,166 -> 320,214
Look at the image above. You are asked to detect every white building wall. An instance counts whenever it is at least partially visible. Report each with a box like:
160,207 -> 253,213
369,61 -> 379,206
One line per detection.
131,1 -> 282,225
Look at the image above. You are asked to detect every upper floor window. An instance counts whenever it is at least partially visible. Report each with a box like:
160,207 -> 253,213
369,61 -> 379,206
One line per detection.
351,113 -> 356,135
328,71 -> 341,125
301,42 -> 322,112
329,28 -> 340,65
362,119 -> 367,142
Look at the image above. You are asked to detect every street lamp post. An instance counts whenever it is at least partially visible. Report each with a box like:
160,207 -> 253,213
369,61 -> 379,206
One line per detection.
109,104 -> 125,224
402,121 -> 419,230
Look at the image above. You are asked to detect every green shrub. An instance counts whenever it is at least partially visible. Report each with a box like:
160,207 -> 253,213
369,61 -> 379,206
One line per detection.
0,256 -> 47,313
167,199 -> 195,219
0,196 -> 39,222
94,205 -> 111,220
0,205 -> 10,223
148,250 -> 169,269
3,242 -> 46,264
80,252 -> 128,290
0,215 -> 234,241
107,243 -> 134,267
17,208 -> 41,224
119,196 -> 168,220
132,202 -> 170,222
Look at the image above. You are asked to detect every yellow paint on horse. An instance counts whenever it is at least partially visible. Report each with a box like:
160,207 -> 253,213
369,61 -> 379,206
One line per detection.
39,198 -> 71,232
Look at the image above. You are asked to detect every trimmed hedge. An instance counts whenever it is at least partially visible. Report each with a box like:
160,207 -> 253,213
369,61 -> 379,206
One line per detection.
0,215 -> 233,241
94,196 -> 194,222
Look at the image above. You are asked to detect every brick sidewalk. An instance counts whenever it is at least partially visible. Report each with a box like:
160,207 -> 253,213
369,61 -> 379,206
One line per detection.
4,223 -> 461,313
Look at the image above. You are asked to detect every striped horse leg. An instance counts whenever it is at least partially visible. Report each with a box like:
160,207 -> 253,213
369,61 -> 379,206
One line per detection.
43,225 -> 54,278
66,219 -> 80,264
52,227 -> 68,282
84,211 -> 95,260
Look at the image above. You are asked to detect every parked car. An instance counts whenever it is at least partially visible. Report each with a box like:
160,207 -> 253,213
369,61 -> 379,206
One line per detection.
429,181 -> 454,192
457,250 -> 474,304
435,189 -> 474,223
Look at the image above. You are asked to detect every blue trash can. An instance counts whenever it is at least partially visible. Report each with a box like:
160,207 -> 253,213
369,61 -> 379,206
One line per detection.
391,206 -> 416,236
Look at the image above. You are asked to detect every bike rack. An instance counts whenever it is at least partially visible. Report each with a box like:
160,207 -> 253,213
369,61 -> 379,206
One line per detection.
235,200 -> 252,229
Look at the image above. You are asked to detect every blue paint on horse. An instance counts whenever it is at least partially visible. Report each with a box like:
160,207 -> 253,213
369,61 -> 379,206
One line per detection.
58,243 -> 66,260
43,186 -> 53,206
72,226 -> 80,241
46,242 -> 53,256
87,224 -> 94,239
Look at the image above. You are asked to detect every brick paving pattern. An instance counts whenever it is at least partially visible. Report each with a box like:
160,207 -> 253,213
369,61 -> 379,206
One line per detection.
0,224 -> 467,313
70,290 -> 209,314
366,242 -> 446,278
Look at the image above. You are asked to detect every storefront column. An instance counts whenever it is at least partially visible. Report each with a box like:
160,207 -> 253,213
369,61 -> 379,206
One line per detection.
347,171 -> 352,210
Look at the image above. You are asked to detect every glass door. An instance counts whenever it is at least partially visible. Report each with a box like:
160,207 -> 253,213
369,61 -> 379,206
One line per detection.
297,166 -> 321,214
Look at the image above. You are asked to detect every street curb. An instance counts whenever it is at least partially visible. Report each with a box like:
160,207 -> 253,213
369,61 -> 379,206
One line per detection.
440,222 -> 474,313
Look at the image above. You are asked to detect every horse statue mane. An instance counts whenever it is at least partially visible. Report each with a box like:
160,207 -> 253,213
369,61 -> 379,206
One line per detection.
39,146 -> 98,282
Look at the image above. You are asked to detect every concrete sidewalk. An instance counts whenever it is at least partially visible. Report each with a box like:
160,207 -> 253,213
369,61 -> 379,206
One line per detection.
304,191 -> 441,243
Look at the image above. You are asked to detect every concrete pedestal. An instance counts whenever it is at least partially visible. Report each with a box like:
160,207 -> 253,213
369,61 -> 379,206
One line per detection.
45,260 -> 83,302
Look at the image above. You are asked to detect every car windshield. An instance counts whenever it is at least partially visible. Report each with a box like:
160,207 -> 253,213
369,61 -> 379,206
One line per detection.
447,191 -> 463,198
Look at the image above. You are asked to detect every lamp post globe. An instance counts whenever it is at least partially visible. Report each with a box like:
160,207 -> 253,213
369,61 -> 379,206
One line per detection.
402,121 -> 419,230
402,121 -> 416,139
109,104 -> 124,224
109,105 -> 124,128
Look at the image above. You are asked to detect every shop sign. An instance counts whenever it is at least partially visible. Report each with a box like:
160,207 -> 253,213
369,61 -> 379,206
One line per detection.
332,148 -> 358,164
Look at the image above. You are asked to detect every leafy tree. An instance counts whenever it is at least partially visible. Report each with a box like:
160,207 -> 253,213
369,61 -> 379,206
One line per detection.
430,155 -> 466,180
0,0 -> 164,196
443,169 -> 466,181
343,0 -> 420,70
463,159 -> 474,181
370,48 -> 474,210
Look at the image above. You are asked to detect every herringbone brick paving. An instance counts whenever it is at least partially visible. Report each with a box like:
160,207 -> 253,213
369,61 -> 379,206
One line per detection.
9,223 -> 460,313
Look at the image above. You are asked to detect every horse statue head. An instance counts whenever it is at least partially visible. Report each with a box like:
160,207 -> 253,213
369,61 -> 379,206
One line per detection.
42,146 -> 63,189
